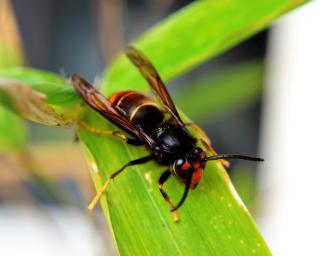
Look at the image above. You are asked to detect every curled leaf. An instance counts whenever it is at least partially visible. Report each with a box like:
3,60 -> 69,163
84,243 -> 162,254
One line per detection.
0,79 -> 79,126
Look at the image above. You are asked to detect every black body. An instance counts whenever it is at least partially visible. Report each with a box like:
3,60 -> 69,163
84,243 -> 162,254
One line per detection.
152,123 -> 197,165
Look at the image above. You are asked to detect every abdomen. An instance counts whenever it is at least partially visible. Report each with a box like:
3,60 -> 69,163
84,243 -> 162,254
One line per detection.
109,90 -> 164,134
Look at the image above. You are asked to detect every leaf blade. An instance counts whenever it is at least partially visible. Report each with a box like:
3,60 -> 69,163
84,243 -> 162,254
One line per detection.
102,0 -> 307,95
78,0 -> 311,255
79,112 -> 270,255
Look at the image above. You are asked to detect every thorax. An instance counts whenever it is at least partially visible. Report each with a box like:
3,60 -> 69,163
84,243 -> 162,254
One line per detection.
152,123 -> 196,165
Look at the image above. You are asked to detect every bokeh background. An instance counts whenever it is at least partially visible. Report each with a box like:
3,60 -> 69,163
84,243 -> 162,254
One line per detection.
1,0 -> 319,255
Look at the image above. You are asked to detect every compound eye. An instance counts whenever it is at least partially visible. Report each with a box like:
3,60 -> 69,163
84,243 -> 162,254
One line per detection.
175,158 -> 185,168
173,158 -> 191,181
174,158 -> 190,170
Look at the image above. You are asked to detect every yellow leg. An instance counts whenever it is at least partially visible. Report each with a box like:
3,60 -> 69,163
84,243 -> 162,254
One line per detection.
79,120 -> 128,142
158,170 -> 180,223
159,184 -> 180,223
88,155 -> 151,212
88,177 -> 112,211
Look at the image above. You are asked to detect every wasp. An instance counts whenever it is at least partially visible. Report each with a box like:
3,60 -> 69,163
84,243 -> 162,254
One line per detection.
72,46 -> 263,222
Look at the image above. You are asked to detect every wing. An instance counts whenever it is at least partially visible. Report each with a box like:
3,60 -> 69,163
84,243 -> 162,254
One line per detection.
124,46 -> 184,127
71,75 -> 156,148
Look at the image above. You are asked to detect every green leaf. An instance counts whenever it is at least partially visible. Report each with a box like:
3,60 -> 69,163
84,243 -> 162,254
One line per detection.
0,68 -> 83,126
175,61 -> 264,121
0,68 -> 79,105
0,106 -> 27,151
102,0 -> 307,95
231,165 -> 257,209
0,1 -> 82,126
79,113 -> 270,255
0,0 -> 27,151
77,0 -> 310,255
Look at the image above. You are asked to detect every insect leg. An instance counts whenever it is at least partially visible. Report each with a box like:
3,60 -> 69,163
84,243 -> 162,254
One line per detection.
88,155 -> 152,211
158,170 -> 179,223
79,120 -> 143,145
171,171 -> 192,212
